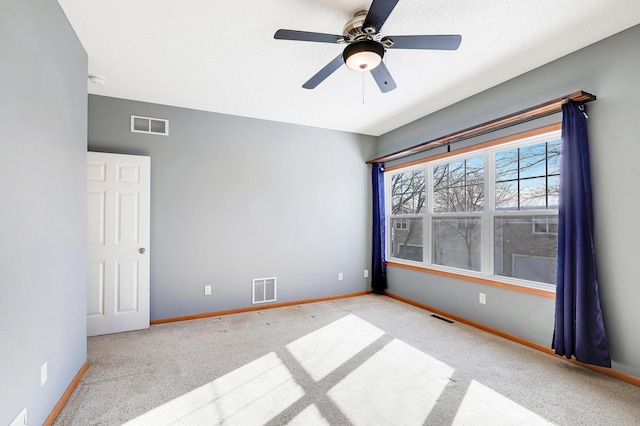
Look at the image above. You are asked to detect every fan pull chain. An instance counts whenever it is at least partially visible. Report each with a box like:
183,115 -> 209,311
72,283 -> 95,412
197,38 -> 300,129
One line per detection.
362,72 -> 365,105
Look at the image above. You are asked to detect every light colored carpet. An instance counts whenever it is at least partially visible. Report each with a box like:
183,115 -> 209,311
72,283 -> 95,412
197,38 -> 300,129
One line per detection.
54,294 -> 640,425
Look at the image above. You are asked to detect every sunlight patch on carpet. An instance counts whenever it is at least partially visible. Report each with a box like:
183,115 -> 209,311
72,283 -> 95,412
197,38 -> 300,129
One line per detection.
286,314 -> 385,381
453,380 -> 555,425
327,338 -> 455,426
287,403 -> 331,426
123,352 -> 304,426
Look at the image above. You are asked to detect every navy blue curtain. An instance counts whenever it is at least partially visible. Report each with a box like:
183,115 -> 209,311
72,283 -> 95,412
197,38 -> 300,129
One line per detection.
553,101 -> 611,367
372,162 -> 387,294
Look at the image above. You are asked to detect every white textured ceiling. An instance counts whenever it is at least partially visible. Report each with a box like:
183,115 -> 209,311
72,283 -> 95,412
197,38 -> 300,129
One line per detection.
58,0 -> 640,136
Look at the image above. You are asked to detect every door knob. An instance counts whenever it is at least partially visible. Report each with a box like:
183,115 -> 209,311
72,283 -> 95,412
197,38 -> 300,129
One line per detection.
139,248 -> 146,254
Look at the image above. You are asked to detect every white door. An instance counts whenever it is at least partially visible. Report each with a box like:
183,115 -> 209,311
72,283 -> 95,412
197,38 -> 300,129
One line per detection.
87,152 -> 151,336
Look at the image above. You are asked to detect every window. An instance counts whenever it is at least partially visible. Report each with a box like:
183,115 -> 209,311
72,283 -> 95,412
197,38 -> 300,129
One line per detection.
391,169 -> 425,214
433,217 -> 482,271
432,156 -> 484,272
495,141 -> 560,210
389,170 -> 425,261
385,129 -> 561,290
532,217 -> 558,234
494,216 -> 558,284
493,139 -> 560,285
433,157 -> 484,213
395,218 -> 410,230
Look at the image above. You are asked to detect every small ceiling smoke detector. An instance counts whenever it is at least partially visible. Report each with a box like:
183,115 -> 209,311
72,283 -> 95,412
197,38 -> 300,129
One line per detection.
88,74 -> 106,85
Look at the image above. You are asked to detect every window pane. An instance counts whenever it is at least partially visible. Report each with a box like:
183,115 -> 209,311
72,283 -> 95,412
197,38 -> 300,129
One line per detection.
447,160 -> 466,187
548,175 -> 559,209
519,144 -> 547,178
391,170 -> 426,214
434,187 -> 469,213
433,188 -> 449,213
466,157 -> 485,182
547,140 -> 562,175
495,140 -> 560,211
390,217 -> 423,261
495,181 -> 518,210
433,164 -> 448,192
432,156 -> 484,213
520,177 -> 547,209
466,184 -> 484,212
432,217 -> 481,271
495,148 -> 519,181
494,216 -> 558,284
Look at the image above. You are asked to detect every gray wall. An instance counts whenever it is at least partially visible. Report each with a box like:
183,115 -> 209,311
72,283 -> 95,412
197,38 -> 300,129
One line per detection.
379,24 -> 640,377
88,97 -> 377,320
0,0 -> 87,424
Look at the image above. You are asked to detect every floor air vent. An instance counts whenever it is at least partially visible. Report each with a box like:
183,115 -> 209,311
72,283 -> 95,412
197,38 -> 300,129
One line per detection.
252,277 -> 276,304
430,314 -> 454,324
131,115 -> 169,136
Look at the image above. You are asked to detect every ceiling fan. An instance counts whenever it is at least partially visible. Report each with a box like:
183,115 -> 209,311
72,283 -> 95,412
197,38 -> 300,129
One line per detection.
274,0 -> 462,93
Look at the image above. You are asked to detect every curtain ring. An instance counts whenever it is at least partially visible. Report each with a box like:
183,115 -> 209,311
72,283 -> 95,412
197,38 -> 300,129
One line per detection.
578,104 -> 589,119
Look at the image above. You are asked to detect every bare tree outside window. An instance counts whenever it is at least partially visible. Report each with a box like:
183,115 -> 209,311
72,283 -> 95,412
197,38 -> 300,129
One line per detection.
433,157 -> 484,213
433,217 -> 482,271
390,170 -> 425,261
391,170 -> 425,215
495,141 -> 561,210
432,156 -> 484,271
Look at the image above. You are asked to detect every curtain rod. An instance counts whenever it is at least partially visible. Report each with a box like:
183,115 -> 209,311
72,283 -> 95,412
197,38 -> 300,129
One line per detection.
366,90 -> 596,164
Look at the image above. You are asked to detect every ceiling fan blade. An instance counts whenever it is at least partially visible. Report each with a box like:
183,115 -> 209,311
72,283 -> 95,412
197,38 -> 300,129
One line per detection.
302,54 -> 344,89
370,61 -> 397,93
385,34 -> 462,50
363,0 -> 400,33
274,29 -> 341,44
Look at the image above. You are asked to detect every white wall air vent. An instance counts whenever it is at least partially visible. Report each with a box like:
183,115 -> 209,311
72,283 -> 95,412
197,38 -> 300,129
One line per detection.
252,277 -> 276,304
130,115 -> 169,136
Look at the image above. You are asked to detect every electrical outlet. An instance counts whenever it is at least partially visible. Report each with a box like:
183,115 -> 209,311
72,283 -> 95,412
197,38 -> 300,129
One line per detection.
204,285 -> 212,296
364,269 -> 369,278
9,407 -> 27,426
479,292 -> 486,305
338,272 -> 343,280
41,362 -> 47,386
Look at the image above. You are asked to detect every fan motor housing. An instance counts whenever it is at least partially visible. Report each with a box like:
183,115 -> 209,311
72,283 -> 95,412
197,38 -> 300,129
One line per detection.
343,10 -> 368,36
342,10 -> 378,42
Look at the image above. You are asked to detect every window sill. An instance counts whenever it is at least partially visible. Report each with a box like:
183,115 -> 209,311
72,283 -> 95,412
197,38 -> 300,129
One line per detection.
386,261 -> 556,299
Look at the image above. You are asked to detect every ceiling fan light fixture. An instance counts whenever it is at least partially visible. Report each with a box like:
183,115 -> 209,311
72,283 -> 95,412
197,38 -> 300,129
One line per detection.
343,40 -> 384,71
